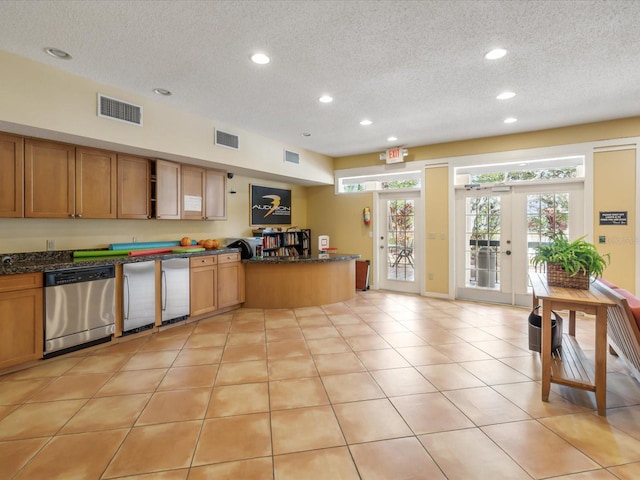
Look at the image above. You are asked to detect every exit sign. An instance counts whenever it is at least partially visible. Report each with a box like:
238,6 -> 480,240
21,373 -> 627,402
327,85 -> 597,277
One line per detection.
386,147 -> 403,164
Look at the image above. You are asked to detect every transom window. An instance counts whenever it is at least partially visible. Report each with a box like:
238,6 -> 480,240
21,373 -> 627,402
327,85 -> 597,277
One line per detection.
337,171 -> 421,193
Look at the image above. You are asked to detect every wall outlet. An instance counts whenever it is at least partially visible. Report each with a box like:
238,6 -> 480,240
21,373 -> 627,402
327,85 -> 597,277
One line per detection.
428,272 -> 434,280
132,237 -> 137,243
46,239 -> 55,251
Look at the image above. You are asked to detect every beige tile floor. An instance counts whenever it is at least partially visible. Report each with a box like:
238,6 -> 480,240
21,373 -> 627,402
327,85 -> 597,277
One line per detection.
1,291 -> 640,479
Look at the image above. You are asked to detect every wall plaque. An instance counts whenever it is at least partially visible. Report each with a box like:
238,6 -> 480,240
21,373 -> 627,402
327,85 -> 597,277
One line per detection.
599,211 -> 627,225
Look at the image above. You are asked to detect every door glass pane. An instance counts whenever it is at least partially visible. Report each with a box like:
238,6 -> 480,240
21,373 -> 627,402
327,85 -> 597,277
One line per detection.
527,192 -> 570,272
386,199 -> 415,281
465,196 -> 500,289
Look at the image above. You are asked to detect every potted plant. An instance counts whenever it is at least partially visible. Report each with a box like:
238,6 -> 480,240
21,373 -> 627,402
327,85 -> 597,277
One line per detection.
531,232 -> 610,289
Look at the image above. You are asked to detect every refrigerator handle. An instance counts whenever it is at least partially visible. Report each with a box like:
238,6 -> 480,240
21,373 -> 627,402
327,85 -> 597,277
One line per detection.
161,269 -> 167,311
123,274 -> 130,320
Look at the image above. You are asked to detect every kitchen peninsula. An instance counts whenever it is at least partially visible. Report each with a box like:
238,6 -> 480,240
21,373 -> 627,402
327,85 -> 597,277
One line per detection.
243,253 -> 360,309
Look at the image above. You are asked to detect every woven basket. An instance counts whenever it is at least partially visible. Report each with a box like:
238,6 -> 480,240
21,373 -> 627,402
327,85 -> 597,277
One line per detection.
546,262 -> 590,289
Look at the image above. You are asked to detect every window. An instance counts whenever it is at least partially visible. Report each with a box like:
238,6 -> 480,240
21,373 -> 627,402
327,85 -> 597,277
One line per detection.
337,171 -> 421,194
455,155 -> 584,188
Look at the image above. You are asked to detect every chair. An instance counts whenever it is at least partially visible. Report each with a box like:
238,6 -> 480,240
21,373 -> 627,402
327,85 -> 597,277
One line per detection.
594,280 -> 640,383
393,240 -> 414,267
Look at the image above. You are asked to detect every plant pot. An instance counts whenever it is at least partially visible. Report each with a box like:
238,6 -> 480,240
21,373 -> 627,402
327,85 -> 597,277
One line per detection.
546,262 -> 590,289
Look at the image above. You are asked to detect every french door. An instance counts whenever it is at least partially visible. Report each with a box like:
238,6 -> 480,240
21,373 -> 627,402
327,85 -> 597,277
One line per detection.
376,192 -> 421,293
455,183 -> 583,306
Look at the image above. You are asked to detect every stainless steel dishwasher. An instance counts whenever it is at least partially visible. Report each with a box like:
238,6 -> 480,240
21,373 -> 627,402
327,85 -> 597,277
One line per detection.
44,265 -> 116,357
161,257 -> 190,324
122,261 -> 156,334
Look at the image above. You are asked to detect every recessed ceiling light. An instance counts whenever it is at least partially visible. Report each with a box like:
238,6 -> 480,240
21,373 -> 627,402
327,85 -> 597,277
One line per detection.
485,48 -> 507,60
301,132 -> 311,137
387,136 -> 398,142
504,117 -> 518,124
44,47 -> 71,60
152,88 -> 172,96
318,95 -> 333,103
496,91 -> 516,100
360,119 -> 372,126
251,53 -> 270,65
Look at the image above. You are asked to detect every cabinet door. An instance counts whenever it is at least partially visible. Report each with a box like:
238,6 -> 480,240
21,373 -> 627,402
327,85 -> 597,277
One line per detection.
205,169 -> 227,220
155,159 -> 181,219
76,147 -> 117,219
190,256 -> 217,315
218,259 -> 245,309
25,139 -> 75,218
0,272 -> 43,369
0,132 -> 24,218
118,155 -> 151,219
181,165 -> 205,219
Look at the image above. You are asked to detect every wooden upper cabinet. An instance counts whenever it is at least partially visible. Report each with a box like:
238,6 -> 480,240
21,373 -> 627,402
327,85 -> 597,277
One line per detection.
180,167 -> 227,220
155,159 -> 181,219
25,139 -> 75,218
75,147 -> 117,219
118,154 -> 151,219
181,165 -> 206,219
205,169 -> 227,220
0,132 -> 24,218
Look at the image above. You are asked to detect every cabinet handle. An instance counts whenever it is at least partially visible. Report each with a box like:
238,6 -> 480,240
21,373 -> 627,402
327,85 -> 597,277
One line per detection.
77,214 -> 82,218
69,213 -> 75,218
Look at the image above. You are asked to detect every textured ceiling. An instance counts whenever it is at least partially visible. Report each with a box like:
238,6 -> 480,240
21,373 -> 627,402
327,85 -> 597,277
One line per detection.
0,0 -> 639,158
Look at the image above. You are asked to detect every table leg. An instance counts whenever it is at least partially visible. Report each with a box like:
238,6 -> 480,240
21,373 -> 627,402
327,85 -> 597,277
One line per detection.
569,311 -> 576,336
594,305 -> 608,415
541,301 -> 552,402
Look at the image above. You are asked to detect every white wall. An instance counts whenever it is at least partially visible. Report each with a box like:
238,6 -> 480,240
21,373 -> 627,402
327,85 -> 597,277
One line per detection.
0,50 -> 334,186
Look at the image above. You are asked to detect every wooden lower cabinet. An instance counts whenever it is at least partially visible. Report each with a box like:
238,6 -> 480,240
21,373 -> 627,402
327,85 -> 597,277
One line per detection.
189,253 -> 244,316
0,273 -> 43,369
217,253 -> 245,309
189,255 -> 217,316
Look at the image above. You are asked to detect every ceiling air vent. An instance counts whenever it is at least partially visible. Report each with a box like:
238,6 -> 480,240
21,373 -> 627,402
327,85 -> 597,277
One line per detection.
97,94 -> 143,126
215,129 -> 239,150
284,149 -> 300,165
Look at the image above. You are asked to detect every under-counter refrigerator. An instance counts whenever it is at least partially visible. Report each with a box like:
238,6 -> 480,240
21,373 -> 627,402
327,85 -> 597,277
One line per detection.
122,261 -> 156,333
161,258 -> 190,323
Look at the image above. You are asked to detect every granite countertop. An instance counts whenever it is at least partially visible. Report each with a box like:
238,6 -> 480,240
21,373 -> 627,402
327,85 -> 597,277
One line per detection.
243,253 -> 361,264
0,248 -> 240,275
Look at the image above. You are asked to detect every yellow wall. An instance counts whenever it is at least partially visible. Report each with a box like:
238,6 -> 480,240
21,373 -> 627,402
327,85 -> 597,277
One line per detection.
593,149 -> 636,291
0,174 -> 308,253
307,186 -> 373,262
424,167 -> 449,294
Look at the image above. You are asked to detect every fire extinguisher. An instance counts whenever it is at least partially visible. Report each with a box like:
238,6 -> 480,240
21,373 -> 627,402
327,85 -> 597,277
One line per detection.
363,207 -> 371,226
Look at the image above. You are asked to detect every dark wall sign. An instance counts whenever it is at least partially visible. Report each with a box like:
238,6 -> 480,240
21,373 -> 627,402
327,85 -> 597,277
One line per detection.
599,211 -> 627,226
250,185 -> 292,225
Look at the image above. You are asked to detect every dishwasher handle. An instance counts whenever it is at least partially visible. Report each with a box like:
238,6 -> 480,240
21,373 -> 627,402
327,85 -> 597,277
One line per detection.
161,269 -> 167,311
123,274 -> 130,320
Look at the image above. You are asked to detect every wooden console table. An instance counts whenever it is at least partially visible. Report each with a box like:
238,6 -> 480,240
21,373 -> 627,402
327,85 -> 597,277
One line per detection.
529,272 -> 614,416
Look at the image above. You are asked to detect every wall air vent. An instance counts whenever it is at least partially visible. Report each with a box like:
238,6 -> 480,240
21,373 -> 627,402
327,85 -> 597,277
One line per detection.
97,94 -> 143,126
215,129 -> 239,150
284,149 -> 300,165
